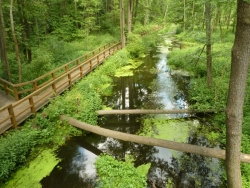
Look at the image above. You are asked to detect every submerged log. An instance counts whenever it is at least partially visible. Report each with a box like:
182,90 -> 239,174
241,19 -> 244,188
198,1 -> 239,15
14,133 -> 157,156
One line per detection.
60,115 -> 250,164
97,109 -> 221,115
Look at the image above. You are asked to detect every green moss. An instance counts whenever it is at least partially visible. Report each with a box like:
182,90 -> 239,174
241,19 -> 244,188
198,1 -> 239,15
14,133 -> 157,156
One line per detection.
3,149 -> 59,188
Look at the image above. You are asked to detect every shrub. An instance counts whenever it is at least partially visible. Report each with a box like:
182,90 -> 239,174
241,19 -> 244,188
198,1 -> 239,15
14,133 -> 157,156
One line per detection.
95,154 -> 148,188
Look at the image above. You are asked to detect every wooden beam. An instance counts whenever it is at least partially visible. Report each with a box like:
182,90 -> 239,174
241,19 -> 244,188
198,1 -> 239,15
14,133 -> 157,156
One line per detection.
61,115 -> 250,164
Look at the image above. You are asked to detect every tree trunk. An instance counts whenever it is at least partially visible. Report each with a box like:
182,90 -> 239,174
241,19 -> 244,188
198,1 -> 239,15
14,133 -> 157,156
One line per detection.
191,1 -> 195,30
226,6 -> 232,30
0,0 -> 11,81
183,0 -> 186,32
226,1 -> 250,187
144,0 -> 151,26
133,0 -> 139,24
10,0 -> 22,83
120,0 -> 125,47
60,115 -> 250,164
163,4 -> 168,20
205,0 -> 212,87
127,0 -> 133,33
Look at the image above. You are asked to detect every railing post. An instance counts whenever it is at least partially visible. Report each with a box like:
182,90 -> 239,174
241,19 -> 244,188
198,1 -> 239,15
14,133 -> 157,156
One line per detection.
65,65 -> 69,72
92,51 -> 95,56
68,73 -> 72,87
3,83 -> 9,95
76,59 -> 79,65
8,105 -> 17,129
97,55 -> 100,65
29,96 -> 36,114
85,55 -> 88,60
52,73 -> 57,92
33,81 -> 38,91
13,87 -> 19,101
80,66 -> 84,78
90,60 -> 92,71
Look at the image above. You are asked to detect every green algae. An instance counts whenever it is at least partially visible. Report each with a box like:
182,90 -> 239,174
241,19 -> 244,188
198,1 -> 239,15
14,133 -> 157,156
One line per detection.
138,118 -> 192,143
114,59 -> 144,77
3,149 -> 60,188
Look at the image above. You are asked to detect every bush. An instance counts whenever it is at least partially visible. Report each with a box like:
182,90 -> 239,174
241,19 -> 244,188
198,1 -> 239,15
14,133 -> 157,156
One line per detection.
95,154 -> 148,188
0,128 -> 40,183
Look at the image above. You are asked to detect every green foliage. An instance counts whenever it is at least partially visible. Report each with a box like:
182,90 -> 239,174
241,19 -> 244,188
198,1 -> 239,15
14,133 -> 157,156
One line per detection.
241,134 -> 250,187
51,15 -> 77,41
168,29 -> 250,187
126,33 -> 147,58
0,128 -> 40,183
95,154 -> 148,188
168,32 -> 232,110
189,77 -> 228,110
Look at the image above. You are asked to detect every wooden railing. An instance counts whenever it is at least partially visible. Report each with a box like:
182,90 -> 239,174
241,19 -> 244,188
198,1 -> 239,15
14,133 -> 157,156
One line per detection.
0,41 -> 122,133
0,41 -> 120,101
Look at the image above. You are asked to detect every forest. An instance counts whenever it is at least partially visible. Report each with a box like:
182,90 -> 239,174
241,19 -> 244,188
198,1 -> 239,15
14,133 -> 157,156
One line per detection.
0,0 -> 250,188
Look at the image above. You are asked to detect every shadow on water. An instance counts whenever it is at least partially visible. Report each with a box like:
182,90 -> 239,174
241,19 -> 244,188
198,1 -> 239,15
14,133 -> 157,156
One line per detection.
41,42 -> 224,188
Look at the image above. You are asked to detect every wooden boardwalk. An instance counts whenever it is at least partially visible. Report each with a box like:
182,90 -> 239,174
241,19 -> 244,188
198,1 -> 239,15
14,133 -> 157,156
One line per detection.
0,90 -> 15,108
0,42 -> 121,134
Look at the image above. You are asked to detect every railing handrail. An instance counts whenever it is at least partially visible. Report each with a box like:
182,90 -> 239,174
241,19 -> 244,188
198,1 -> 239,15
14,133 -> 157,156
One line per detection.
0,41 -> 119,100
0,41 -> 122,133
0,78 -> 15,87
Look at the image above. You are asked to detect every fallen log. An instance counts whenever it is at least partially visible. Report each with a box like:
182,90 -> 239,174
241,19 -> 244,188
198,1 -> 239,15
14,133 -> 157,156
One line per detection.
61,115 -> 250,164
97,109 -> 221,115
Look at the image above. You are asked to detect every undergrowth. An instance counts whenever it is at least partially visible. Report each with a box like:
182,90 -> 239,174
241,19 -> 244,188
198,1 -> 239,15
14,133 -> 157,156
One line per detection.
167,29 -> 250,187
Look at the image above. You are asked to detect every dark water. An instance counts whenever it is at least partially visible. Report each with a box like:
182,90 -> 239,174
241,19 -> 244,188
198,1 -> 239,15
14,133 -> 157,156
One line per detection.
41,43 -> 224,188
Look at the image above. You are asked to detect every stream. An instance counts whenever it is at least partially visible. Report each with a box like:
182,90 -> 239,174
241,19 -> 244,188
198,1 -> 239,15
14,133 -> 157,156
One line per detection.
41,37 -> 224,188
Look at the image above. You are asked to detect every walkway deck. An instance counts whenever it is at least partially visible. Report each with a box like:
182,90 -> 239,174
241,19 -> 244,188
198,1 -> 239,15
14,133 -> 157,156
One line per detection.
0,42 -> 121,134
0,90 -> 15,108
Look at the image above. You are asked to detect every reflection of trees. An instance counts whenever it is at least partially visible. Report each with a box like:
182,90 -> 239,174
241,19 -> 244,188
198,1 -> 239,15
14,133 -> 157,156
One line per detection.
41,138 -> 96,188
102,51 -> 161,110
144,135 -> 223,188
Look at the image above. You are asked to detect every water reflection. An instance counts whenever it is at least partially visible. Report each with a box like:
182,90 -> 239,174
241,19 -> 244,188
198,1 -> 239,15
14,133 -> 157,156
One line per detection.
41,139 -> 98,188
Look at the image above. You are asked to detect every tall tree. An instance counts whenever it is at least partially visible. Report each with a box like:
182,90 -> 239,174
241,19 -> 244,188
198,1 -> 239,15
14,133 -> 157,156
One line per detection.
0,0 -> 11,81
226,0 -> 250,187
120,0 -> 125,47
183,0 -> 186,32
127,0 -> 133,33
10,0 -> 22,83
144,0 -> 151,25
205,0 -> 212,87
